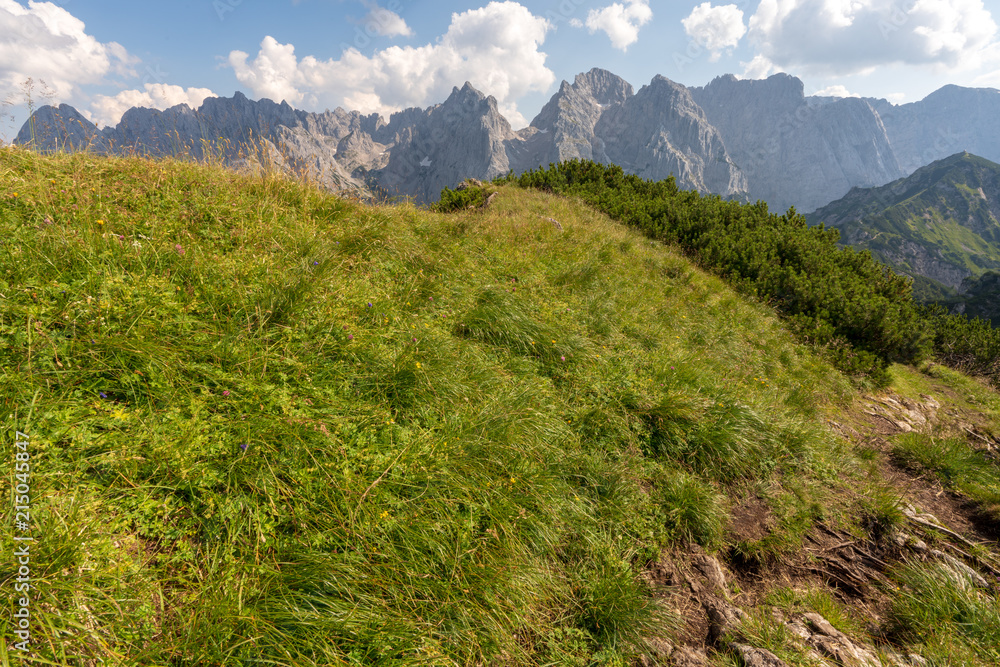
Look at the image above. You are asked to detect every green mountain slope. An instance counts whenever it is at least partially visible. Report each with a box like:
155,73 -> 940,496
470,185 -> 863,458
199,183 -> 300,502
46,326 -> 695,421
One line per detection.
939,271 -> 1000,325
2,148 -> 1000,666
807,152 -> 1000,293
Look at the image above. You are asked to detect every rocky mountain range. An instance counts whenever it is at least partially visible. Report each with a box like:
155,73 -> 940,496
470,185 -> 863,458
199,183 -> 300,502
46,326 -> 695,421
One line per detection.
16,68 -> 1000,212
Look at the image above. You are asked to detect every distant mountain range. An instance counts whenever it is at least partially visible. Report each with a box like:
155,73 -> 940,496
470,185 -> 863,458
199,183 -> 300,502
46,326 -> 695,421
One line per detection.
807,152 -> 1000,324
16,69 -> 1000,213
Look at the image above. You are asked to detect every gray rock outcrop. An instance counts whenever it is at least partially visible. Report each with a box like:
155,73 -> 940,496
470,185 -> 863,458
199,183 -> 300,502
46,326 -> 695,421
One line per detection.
691,74 -> 903,213
16,103 -> 107,152
377,83 -> 517,203
596,75 -> 748,199
873,85 -> 1000,176
528,67 -> 634,166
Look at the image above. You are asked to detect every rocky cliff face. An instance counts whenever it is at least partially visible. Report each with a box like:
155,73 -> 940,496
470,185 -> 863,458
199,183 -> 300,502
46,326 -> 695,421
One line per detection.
873,85 -> 1000,177
15,70 -> 1000,211
691,74 -> 903,213
596,75 -> 747,198
18,104 -> 107,152
378,83 -> 517,203
528,67 -> 634,166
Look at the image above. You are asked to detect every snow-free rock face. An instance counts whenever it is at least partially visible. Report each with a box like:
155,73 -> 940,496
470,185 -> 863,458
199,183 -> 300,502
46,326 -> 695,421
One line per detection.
16,104 -> 106,152
596,75 -> 748,198
378,83 -> 517,203
528,67 -> 634,166
691,74 -> 903,213
873,85 -> 1000,176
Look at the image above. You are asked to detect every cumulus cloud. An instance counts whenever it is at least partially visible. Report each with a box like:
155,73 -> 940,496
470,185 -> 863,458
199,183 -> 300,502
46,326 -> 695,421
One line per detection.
583,0 -> 653,51
747,0 -> 999,75
360,1 -> 412,37
0,0 -> 137,102
227,1 -> 554,127
682,3 -> 747,61
740,53 -> 776,78
89,84 -> 217,127
812,84 -> 860,97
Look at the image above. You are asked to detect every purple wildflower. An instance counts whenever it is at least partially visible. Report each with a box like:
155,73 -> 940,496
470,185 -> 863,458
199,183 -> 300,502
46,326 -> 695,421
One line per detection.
240,443 -> 248,451
99,392 -> 107,399
348,334 -> 354,340
367,302 -> 372,308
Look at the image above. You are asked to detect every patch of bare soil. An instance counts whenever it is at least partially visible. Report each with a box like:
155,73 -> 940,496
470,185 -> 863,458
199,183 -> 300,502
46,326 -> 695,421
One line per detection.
726,495 -> 773,545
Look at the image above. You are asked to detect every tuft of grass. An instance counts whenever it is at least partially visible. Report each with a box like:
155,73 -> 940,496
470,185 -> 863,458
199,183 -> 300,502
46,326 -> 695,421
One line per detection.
892,432 -> 1000,516
886,561 -> 1000,665
764,587 -> 868,640
857,484 -> 909,539
653,470 -> 727,547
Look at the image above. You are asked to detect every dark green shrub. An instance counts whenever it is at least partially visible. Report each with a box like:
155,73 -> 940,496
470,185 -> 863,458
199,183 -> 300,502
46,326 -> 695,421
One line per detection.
434,184 -> 487,212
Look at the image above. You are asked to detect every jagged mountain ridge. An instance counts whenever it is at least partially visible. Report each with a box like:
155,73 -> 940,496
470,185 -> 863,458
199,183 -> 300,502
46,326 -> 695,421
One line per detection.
16,69 -> 1000,210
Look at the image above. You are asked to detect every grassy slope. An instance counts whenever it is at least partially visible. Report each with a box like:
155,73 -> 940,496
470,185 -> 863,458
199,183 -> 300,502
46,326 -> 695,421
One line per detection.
0,148 -> 997,666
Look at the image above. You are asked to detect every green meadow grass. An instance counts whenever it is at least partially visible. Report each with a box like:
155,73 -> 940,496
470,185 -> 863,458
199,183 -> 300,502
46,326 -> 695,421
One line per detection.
0,147 -> 991,665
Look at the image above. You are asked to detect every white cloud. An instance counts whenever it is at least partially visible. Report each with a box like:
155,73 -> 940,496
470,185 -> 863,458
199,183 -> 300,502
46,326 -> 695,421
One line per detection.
584,0 -> 653,51
228,36 -> 304,105
812,84 -> 860,97
747,0 -> 999,75
227,1 -> 554,127
681,3 -> 747,61
0,0 -> 137,102
740,53 -> 776,78
89,84 -> 217,128
361,1 -> 412,37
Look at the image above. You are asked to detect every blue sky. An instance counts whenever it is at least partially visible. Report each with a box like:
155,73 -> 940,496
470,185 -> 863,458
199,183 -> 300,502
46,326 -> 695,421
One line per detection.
2,0 -> 999,141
